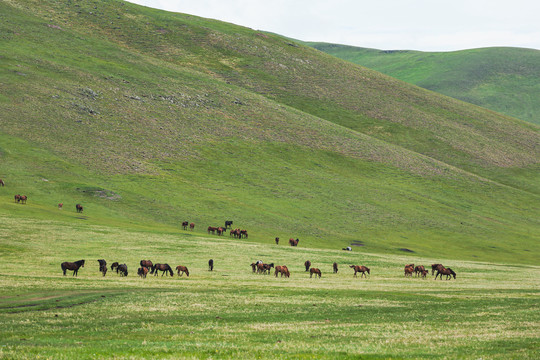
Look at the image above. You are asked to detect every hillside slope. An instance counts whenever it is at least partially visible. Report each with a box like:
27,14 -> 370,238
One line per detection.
0,0 -> 538,264
308,43 -> 540,126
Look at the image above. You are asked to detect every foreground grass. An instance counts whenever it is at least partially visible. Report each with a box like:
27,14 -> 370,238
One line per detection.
0,216 -> 538,359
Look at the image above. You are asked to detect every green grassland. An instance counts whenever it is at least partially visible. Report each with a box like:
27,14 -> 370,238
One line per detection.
0,216 -> 538,359
307,43 -> 540,126
0,0 -> 539,357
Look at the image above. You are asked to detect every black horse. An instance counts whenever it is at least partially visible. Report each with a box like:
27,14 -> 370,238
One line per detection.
61,259 -> 85,276
225,220 -> 233,228
118,264 -> 128,277
97,259 -> 107,276
304,260 -> 311,272
208,259 -> 214,271
111,262 -> 119,273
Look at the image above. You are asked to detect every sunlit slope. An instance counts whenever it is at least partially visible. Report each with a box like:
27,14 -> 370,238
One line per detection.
308,43 -> 540,126
0,0 -> 538,264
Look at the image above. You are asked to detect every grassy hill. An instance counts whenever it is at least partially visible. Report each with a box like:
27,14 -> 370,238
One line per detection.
0,0 -> 539,265
307,43 -> 540,126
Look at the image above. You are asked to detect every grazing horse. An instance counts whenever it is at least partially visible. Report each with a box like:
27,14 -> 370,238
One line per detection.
350,265 -> 370,278
207,226 -> 217,234
225,220 -> 233,228
414,265 -> 426,277
274,265 -> 283,277
275,237 -> 279,245
217,227 -> 226,236
76,204 -> 83,213
257,263 -> 274,274
58,203 -> 63,210
404,265 -> 414,278
0,179 -> 4,186
208,259 -> 214,271
138,267 -> 149,278
20,195 -> 27,204
140,260 -> 153,269
310,268 -> 321,278
431,264 -> 444,276
282,265 -> 290,278
289,238 -> 299,246
111,262 -> 119,273
240,229 -> 248,238
189,222 -> 195,231
152,263 -> 173,277
97,259 -> 107,276
118,264 -> 128,276
304,260 -> 311,272
435,267 -> 456,280
421,270 -> 428,278
333,262 -> 338,273
61,259 -> 85,276
14,194 -> 21,203
182,221 -> 189,230
176,265 -> 190,277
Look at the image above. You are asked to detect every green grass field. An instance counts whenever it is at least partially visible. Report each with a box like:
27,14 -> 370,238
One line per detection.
0,0 -> 539,358
0,215 -> 538,359
307,44 -> 540,126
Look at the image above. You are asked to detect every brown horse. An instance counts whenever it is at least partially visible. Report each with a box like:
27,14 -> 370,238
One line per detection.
208,226 -> 217,234
20,195 -> 27,204
310,268 -> 321,278
421,269 -> 428,278
176,265 -> 190,277
251,262 -> 258,273
289,238 -> 299,246
217,227 -> 226,236
350,265 -> 370,278
111,262 -> 119,273
257,263 -> 274,274
140,260 -> 153,269
0,179 -> 4,186
182,221 -> 189,230
414,265 -> 426,277
333,262 -> 338,273
404,265 -> 414,277
76,204 -> 83,213
304,260 -> 311,272
435,267 -> 456,280
189,222 -> 195,231
118,264 -> 128,276
58,203 -> 63,210
138,267 -> 149,278
151,263 -> 173,276
97,259 -> 107,276
61,259 -> 85,276
240,229 -> 248,238
274,265 -> 283,277
14,194 -> 21,203
275,237 -> 279,245
282,265 -> 290,278
431,264 -> 444,276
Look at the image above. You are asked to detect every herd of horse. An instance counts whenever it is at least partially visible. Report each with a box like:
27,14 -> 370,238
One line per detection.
60,258 -> 456,280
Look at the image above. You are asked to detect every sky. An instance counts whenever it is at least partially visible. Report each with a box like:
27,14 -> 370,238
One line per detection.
126,0 -> 540,52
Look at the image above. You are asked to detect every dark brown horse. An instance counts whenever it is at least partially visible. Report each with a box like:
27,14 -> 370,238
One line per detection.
208,259 -> 214,271
333,262 -> 338,273
310,268 -> 321,278
304,260 -> 311,272
14,194 -> 20,203
282,265 -> 290,278
19,195 -> 27,204
97,259 -> 107,276
208,226 -> 217,234
414,265 -> 426,277
251,262 -> 258,273
111,262 -> 119,273
76,204 -> 83,213
58,203 -> 63,210
118,264 -> 128,276
431,264 -> 444,275
152,263 -> 173,277
275,237 -> 279,245
61,259 -> 85,276
289,238 -> 299,246
240,229 -> 248,238
350,265 -> 370,278
182,221 -> 189,230
217,227 -> 226,236
176,265 -> 190,277
435,267 -> 456,280
189,222 -> 195,231
138,267 -> 149,278
140,260 -> 153,269
404,265 -> 414,277
0,179 -> 4,186
421,269 -> 428,278
257,263 -> 274,274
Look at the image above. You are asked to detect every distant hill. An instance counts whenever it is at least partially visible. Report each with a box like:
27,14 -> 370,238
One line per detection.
307,43 -> 540,125
0,0 -> 538,264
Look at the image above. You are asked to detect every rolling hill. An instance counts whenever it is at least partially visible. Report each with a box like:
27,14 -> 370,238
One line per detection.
307,43 -> 540,125
0,0 -> 539,264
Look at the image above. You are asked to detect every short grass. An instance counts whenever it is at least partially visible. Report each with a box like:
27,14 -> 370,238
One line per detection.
0,215 -> 538,359
307,43 -> 540,126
